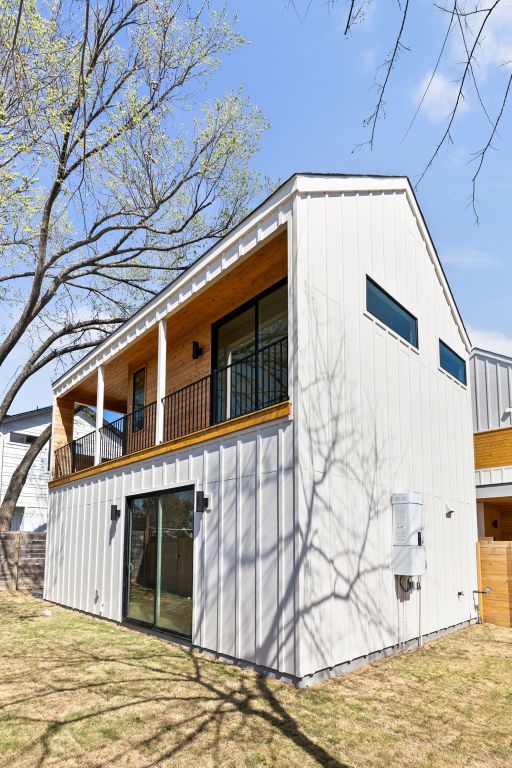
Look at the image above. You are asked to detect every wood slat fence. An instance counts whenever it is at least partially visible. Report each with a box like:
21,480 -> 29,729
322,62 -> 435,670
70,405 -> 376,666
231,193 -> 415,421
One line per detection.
477,539 -> 512,627
0,532 -> 46,591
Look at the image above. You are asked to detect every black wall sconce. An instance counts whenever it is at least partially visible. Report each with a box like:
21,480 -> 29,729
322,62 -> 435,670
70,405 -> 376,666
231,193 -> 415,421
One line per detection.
196,490 -> 210,512
492,519 -> 498,529
192,341 -> 203,359
110,504 -> 121,522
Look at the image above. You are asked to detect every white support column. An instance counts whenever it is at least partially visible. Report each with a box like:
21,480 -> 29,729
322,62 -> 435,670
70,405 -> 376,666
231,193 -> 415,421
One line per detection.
94,365 -> 105,464
156,318 -> 167,444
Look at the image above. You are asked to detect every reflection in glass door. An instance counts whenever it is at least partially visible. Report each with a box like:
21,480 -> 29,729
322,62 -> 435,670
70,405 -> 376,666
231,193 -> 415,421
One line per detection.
126,487 -> 194,637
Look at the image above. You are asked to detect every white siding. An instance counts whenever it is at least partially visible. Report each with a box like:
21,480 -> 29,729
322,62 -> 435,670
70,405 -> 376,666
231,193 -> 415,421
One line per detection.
294,190 -> 477,678
0,409 -> 96,531
0,410 -> 52,531
470,350 -> 512,432
45,418 -> 296,675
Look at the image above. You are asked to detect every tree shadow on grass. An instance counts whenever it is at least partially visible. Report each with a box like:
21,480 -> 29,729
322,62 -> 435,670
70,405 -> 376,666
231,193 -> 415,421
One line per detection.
0,629 -> 351,768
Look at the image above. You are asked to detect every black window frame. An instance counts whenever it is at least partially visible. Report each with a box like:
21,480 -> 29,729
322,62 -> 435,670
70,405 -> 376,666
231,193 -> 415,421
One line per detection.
10,432 -> 37,445
211,277 -> 288,371
439,340 -> 467,385
366,276 -> 419,348
132,366 -> 146,433
122,484 -> 196,639
210,278 -> 288,424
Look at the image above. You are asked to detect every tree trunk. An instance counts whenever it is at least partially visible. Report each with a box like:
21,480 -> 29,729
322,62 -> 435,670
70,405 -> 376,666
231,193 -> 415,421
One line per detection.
0,424 -> 52,531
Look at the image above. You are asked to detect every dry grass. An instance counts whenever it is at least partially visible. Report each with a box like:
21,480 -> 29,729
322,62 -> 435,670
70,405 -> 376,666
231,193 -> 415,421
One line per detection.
0,593 -> 511,768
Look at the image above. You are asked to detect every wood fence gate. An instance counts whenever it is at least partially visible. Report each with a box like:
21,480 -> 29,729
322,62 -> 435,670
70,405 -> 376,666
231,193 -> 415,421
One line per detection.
0,532 -> 46,591
477,539 -> 512,627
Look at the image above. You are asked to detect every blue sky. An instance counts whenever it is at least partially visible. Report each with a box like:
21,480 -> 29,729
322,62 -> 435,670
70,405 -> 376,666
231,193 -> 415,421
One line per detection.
7,0 -> 512,412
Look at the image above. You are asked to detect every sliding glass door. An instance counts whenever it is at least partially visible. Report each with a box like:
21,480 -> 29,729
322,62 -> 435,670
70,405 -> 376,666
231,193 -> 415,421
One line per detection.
125,487 -> 194,637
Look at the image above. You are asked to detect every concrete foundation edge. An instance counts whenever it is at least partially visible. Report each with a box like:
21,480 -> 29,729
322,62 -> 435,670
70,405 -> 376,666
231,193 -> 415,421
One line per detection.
42,598 -> 478,688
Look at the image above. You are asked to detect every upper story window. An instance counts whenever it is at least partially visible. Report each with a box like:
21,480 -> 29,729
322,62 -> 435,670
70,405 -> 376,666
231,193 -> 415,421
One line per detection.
10,432 -> 37,444
132,368 -> 146,432
439,340 -> 466,385
212,280 -> 288,421
214,280 -> 288,370
366,277 -> 418,348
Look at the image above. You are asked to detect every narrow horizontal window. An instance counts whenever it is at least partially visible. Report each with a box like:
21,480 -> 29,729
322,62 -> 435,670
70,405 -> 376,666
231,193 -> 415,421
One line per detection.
439,340 -> 466,384
10,432 -> 36,444
366,277 -> 418,347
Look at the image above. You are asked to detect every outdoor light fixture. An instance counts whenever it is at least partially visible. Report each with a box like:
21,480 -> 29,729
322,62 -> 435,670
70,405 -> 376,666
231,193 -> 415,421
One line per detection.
492,519 -> 498,529
110,504 -> 121,522
196,490 -> 210,512
192,341 -> 203,359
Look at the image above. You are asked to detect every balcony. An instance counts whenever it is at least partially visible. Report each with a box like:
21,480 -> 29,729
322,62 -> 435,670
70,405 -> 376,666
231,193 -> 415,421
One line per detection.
53,337 -> 288,480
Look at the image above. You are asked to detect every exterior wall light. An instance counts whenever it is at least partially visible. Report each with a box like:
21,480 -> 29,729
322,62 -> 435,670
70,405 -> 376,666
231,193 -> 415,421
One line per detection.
192,341 -> 203,359
196,491 -> 210,512
110,505 -> 121,521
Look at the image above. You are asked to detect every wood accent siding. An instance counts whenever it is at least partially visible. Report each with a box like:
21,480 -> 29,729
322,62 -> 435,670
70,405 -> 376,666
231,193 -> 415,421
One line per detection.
58,229 -> 287,416
53,398 -> 75,453
477,539 -> 512,627
474,427 -> 512,469
49,401 -> 292,488
165,228 -> 287,393
481,501 -> 512,541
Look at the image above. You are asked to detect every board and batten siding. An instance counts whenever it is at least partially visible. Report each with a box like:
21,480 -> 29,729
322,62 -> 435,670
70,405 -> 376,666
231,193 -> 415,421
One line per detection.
45,417 -> 296,675
470,350 -> 512,433
293,190 -> 477,679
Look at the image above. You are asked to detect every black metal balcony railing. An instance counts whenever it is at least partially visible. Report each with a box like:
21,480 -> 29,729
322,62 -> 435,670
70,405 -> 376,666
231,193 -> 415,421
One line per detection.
53,337 -> 288,480
163,336 -> 288,441
99,400 -> 157,463
54,429 -> 96,479
213,335 -> 288,425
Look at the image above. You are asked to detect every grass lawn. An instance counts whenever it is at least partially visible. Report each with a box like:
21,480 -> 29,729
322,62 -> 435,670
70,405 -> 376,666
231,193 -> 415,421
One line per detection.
0,593 -> 511,767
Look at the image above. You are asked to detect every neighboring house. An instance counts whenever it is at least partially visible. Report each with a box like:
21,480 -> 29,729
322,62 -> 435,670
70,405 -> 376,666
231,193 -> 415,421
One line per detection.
0,405 -> 97,531
44,173 -> 478,686
471,347 -> 512,626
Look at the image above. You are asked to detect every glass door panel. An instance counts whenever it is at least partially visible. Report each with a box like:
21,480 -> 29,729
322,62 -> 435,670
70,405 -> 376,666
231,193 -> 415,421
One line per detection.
258,284 -> 288,409
258,283 -> 287,347
125,487 -> 194,638
126,495 -> 158,624
156,488 -> 194,635
215,305 -> 256,421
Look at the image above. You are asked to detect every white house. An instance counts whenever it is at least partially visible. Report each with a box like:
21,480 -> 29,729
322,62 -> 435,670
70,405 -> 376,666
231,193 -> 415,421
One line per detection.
0,405 -> 96,531
44,173 -> 478,685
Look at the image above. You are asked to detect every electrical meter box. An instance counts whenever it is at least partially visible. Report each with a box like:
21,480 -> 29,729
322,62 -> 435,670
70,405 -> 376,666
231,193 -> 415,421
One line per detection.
392,492 -> 426,576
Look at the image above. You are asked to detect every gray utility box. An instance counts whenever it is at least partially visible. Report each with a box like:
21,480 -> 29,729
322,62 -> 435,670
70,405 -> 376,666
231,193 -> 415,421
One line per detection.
392,492 -> 426,576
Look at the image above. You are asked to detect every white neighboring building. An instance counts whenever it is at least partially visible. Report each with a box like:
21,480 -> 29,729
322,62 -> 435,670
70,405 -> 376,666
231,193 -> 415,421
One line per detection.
0,406 -> 96,531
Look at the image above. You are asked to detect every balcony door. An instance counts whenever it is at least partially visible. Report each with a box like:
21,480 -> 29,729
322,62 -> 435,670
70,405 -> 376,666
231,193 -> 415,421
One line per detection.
212,279 -> 287,422
125,486 -> 194,637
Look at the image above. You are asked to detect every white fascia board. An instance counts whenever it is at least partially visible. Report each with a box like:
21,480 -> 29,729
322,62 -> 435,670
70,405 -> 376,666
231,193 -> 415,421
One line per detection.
53,177 -> 298,397
295,175 -> 409,194
471,347 -> 512,366
476,483 -> 512,500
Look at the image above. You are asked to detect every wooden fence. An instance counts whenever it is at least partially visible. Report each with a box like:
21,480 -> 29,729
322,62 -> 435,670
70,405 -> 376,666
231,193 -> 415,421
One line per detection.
477,539 -> 512,627
0,532 -> 46,591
